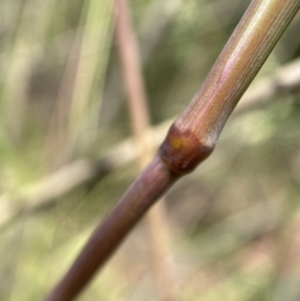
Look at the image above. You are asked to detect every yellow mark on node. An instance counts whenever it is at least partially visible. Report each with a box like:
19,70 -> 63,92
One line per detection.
170,136 -> 185,149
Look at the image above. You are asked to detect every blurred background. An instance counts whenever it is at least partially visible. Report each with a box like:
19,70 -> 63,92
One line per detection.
1,0 -> 300,300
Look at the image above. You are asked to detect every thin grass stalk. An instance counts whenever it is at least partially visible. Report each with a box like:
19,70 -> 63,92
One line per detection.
43,34 -> 82,168
2,0 -> 55,142
113,0 -> 175,300
67,0 -> 113,155
44,0 -> 113,168
45,1 -> 300,300
101,0 -> 183,126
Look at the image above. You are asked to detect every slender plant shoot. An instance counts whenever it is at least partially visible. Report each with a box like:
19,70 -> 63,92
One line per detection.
45,0 -> 300,300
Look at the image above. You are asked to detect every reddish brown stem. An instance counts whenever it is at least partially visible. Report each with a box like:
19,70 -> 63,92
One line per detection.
160,0 -> 300,174
45,156 -> 177,301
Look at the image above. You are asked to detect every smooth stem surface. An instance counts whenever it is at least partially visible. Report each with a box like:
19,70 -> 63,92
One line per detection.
45,0 -> 299,300
161,0 -> 300,174
45,156 -> 177,301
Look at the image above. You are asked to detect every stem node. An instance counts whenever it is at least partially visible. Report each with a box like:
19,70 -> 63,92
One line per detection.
159,123 -> 214,174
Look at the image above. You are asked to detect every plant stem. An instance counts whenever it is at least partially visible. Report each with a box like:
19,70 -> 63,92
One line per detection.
45,0 -> 300,300
160,0 -> 300,174
45,156 -> 177,301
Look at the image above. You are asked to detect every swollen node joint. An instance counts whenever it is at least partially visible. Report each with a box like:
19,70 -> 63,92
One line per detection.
159,124 -> 214,175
